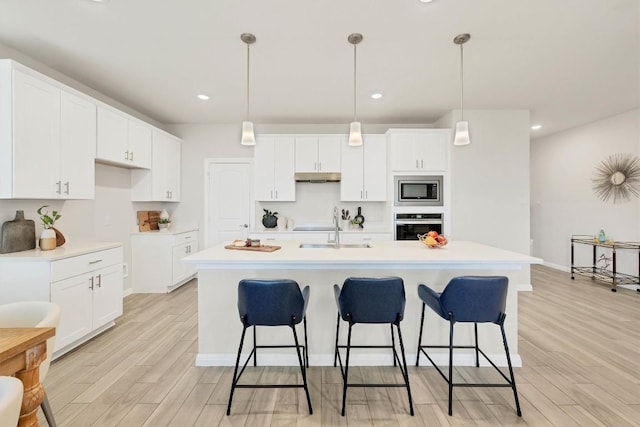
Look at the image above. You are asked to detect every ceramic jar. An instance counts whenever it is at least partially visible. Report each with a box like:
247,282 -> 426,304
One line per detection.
39,228 -> 56,250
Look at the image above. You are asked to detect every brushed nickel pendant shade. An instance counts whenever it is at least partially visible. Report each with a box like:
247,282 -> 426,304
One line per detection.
453,33 -> 471,146
241,33 -> 256,146
348,33 -> 363,146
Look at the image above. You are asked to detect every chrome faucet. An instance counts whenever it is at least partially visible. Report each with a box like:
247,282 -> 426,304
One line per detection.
332,206 -> 341,248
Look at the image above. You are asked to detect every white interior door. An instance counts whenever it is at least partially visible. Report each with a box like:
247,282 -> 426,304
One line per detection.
205,160 -> 252,248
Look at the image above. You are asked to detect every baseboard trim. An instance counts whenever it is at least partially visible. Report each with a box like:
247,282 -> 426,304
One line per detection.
517,283 -> 533,292
544,262 -> 570,272
123,288 -> 134,297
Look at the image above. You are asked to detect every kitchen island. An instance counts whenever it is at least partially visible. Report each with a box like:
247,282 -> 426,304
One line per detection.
184,240 -> 542,367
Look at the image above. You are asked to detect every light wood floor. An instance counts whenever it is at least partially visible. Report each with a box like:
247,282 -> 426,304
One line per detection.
42,265 -> 640,426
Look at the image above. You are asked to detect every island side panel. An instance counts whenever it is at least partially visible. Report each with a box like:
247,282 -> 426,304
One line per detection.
196,267 -> 521,367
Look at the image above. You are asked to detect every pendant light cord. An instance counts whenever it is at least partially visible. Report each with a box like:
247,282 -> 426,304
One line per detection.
460,43 -> 464,121
246,42 -> 251,120
353,42 -> 357,122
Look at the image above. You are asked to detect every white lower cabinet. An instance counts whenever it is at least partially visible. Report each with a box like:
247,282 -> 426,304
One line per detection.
50,248 -> 123,355
0,243 -> 123,358
132,229 -> 198,293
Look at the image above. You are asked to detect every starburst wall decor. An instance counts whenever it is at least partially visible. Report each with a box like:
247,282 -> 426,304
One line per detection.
592,153 -> 640,203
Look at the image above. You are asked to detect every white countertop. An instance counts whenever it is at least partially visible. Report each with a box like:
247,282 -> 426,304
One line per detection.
131,227 -> 198,236
184,240 -> 542,270
250,227 -> 392,234
0,241 -> 122,262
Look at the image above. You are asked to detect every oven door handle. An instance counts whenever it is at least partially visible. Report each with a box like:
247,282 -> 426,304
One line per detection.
395,220 -> 443,225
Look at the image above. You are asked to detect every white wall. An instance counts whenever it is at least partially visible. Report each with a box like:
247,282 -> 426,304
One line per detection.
531,108 -> 640,272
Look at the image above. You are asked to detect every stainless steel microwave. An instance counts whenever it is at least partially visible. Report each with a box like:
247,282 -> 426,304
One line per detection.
394,175 -> 443,206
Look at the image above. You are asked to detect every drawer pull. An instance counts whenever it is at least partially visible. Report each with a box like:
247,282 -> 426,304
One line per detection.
88,259 -> 103,265
185,236 -> 191,239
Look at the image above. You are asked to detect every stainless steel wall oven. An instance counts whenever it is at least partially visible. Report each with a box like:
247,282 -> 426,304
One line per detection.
394,213 -> 443,240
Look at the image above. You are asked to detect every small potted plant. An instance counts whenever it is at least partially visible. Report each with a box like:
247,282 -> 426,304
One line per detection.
37,205 -> 61,250
262,209 -> 278,229
158,217 -> 171,231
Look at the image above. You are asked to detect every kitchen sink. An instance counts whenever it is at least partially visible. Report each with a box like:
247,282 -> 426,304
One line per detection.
299,243 -> 372,249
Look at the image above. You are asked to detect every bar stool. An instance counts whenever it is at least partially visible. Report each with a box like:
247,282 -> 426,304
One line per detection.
227,279 -> 312,415
415,276 -> 521,416
333,277 -> 414,416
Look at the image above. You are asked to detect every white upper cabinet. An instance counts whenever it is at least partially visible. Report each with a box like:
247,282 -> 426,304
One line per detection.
60,91 -> 96,199
131,129 -> 181,202
387,129 -> 450,172
341,135 -> 387,201
96,106 -> 152,169
0,62 -> 95,199
254,136 -> 296,201
295,135 -> 341,173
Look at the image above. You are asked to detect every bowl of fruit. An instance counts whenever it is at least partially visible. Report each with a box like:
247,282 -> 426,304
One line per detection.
418,231 -> 448,248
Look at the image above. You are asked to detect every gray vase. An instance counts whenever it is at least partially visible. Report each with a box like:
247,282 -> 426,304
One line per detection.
0,210 -> 36,254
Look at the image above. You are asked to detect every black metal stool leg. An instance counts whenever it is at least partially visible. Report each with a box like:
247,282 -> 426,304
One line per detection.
304,316 -> 309,368
333,313 -> 340,367
416,303 -> 426,366
396,323 -> 414,416
253,325 -> 257,367
341,322 -> 353,417
227,324 -> 248,415
292,322 -> 313,415
474,322 -> 480,368
448,317 -> 454,416
500,320 -> 522,417
391,323 -> 397,367
41,391 -> 57,427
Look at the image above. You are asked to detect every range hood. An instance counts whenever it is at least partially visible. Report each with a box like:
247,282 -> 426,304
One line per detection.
294,172 -> 341,183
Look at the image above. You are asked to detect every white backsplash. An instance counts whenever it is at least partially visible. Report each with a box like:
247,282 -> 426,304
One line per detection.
256,182 -> 390,230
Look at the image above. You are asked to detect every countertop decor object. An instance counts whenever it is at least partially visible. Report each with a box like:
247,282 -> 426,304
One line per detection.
592,153 -> 640,203
36,206 -> 61,251
0,210 -> 36,254
262,209 -> 278,228
224,244 -> 281,252
353,206 -> 365,228
137,210 -> 161,231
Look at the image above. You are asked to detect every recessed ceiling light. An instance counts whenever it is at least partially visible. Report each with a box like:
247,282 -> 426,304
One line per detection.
88,0 -> 109,3
371,93 -> 383,99
419,0 -> 434,3
531,124 -> 542,130
197,94 -> 210,100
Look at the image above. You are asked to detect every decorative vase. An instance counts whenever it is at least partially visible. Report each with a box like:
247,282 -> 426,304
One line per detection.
262,215 -> 277,229
39,229 -> 56,251
52,227 -> 66,247
159,223 -> 170,232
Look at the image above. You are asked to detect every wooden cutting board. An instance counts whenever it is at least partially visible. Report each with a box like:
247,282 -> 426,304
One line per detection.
224,244 -> 281,252
137,210 -> 161,232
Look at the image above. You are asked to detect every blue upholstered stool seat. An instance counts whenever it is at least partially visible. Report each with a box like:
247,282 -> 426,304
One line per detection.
333,277 -> 414,416
416,276 -> 521,417
227,279 -> 312,415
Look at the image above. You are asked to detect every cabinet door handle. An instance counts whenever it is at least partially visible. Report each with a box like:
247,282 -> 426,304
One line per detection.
314,161 -> 317,171
88,259 -> 103,265
130,151 -> 134,162
365,190 -> 368,199
318,161 -> 322,171
421,159 -> 424,168
270,190 -> 273,199
56,181 -> 62,194
360,190 -> 363,199
275,190 -> 278,199
185,246 -> 189,255
96,274 -> 102,288
64,181 -> 69,195
89,276 -> 94,290
125,150 -> 129,161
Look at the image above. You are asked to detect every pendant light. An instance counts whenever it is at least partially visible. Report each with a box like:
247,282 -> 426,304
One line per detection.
348,33 -> 363,146
240,33 -> 256,146
453,33 -> 471,146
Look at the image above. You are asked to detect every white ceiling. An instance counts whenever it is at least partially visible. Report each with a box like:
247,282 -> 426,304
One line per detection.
0,0 -> 638,139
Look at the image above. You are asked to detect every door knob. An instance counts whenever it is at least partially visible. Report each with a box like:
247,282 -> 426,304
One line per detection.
242,224 -> 248,228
